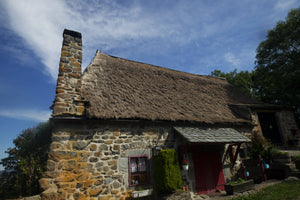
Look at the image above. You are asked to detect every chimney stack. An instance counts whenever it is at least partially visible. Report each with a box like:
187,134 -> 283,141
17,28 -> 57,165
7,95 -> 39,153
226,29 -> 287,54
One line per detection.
52,29 -> 85,116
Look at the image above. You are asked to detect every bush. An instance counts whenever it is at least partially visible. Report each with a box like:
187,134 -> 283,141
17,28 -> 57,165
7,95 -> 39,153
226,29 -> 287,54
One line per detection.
249,130 -> 272,160
153,149 -> 182,194
0,121 -> 51,199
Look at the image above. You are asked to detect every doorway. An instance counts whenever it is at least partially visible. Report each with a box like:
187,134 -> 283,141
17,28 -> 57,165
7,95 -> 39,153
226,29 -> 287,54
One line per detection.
257,112 -> 282,144
192,151 -> 225,194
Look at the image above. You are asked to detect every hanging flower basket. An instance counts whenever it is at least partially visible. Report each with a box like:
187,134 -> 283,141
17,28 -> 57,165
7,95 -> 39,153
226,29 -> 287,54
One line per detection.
182,160 -> 189,171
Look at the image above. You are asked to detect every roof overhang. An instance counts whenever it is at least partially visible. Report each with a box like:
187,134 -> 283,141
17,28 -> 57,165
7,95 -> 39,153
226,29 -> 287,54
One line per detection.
230,103 -> 292,111
174,127 -> 251,144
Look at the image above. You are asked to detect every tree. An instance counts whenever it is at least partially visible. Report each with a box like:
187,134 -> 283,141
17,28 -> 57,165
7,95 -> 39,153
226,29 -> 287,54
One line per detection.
254,7 -> 300,121
211,69 -> 254,97
0,121 -> 51,199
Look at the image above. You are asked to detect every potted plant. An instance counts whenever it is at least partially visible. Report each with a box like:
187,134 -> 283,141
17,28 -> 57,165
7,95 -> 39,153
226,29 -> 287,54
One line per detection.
224,178 -> 254,195
182,160 -> 189,171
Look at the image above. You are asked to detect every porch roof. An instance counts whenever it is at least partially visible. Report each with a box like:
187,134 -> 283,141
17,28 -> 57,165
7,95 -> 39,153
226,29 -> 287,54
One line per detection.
174,127 -> 251,143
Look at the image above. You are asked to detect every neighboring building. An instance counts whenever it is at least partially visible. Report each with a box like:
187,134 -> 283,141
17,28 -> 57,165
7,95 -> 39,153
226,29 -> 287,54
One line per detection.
39,29 -> 299,199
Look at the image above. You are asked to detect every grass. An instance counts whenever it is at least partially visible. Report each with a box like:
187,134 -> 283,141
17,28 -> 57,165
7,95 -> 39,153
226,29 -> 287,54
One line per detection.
231,181 -> 300,200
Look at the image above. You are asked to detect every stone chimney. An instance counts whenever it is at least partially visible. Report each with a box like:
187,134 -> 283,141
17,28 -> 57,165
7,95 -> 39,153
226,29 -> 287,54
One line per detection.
52,29 -> 85,116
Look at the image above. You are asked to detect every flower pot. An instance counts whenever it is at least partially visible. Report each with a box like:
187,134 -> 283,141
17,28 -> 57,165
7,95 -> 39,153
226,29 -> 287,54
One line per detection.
182,164 -> 189,171
224,179 -> 254,195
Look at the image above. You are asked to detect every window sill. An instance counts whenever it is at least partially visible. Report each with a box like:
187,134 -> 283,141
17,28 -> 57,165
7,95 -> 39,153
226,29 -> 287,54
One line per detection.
132,189 -> 153,198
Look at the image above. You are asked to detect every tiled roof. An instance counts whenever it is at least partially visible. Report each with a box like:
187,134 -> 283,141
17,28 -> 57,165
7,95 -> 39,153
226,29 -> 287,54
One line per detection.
174,127 -> 251,143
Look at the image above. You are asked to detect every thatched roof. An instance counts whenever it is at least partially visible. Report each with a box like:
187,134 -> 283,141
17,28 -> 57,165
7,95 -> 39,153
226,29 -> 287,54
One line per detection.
81,51 -> 258,124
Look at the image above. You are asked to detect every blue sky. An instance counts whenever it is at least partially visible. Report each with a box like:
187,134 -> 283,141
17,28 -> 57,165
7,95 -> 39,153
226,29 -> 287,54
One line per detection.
0,0 -> 299,170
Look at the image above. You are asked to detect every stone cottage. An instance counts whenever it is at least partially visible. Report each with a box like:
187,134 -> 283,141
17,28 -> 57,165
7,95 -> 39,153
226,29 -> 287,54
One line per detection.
40,29 -> 299,199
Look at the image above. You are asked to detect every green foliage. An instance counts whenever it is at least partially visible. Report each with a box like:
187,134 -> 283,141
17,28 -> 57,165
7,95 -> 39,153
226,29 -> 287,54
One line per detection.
229,178 -> 245,186
249,130 -> 271,159
294,155 -> 300,161
211,8 -> 300,125
211,69 -> 254,97
231,181 -> 300,200
271,150 -> 288,158
295,156 -> 300,170
254,7 -> 300,122
249,142 -> 264,160
248,132 -> 289,161
153,149 -> 182,194
0,121 -> 51,199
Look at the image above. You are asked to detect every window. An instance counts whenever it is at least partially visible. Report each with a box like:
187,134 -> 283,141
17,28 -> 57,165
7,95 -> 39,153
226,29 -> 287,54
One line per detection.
129,155 -> 149,186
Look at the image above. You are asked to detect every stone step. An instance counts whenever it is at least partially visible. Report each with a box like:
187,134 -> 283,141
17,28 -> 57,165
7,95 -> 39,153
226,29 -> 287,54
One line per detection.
289,171 -> 300,178
286,163 -> 297,171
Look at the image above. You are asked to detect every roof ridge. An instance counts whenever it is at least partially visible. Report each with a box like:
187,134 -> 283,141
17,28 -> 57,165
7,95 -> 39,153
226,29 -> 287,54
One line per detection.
85,50 -> 227,82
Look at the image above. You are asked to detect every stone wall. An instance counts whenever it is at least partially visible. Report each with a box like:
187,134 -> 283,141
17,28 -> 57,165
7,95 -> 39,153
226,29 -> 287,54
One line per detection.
40,120 -> 175,200
250,109 -> 299,146
277,110 -> 300,146
52,29 -> 85,116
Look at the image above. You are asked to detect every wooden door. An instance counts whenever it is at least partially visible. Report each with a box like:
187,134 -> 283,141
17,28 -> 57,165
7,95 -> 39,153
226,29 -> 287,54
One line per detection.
193,151 -> 225,194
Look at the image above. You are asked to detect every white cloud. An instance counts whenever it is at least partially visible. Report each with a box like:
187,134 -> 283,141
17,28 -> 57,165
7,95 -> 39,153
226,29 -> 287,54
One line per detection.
224,52 -> 241,67
275,0 -> 297,11
4,0 -> 242,80
0,109 -> 51,122
2,0 -> 300,81
2,0 -> 181,80
2,0 -> 68,80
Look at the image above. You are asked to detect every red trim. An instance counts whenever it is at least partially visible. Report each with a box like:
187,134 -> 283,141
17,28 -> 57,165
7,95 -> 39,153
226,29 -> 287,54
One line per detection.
233,143 -> 241,163
241,163 -> 247,180
258,155 -> 267,181
128,155 -> 150,187
229,143 -> 241,164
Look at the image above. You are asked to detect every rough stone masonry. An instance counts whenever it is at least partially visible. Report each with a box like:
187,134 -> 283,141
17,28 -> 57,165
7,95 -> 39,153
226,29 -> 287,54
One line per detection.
39,120 -> 174,200
52,29 -> 85,117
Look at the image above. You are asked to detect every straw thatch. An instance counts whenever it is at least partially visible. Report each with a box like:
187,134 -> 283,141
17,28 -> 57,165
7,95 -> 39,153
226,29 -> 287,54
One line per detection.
81,51 -> 257,124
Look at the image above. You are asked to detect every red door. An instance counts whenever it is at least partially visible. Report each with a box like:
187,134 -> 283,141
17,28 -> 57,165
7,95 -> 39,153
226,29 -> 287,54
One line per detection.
193,151 -> 225,194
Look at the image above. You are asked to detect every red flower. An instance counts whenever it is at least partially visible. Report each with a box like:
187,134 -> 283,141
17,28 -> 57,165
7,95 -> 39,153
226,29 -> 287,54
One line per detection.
183,160 -> 189,165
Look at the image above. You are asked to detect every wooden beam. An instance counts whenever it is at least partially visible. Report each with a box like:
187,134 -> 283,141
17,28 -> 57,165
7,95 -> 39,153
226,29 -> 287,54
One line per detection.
229,143 -> 242,164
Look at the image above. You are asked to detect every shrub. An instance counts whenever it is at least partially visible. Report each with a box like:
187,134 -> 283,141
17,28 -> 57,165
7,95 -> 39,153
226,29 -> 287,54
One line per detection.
294,155 -> 300,170
294,155 -> 300,161
153,149 -> 182,194
249,130 -> 272,160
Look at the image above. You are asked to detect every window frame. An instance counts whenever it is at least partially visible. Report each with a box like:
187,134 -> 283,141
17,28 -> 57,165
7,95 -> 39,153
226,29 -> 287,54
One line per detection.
128,155 -> 150,187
